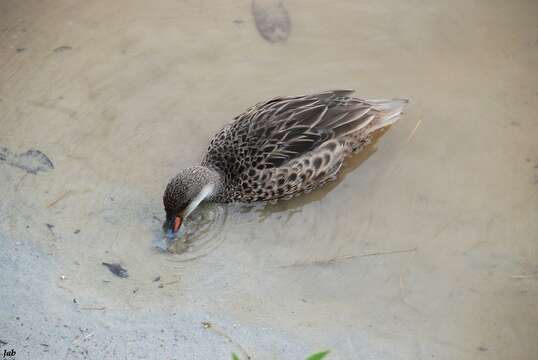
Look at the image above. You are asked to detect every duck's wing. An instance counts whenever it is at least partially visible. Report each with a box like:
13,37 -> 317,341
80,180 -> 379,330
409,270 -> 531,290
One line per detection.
202,90 -> 404,184
231,90 -> 378,168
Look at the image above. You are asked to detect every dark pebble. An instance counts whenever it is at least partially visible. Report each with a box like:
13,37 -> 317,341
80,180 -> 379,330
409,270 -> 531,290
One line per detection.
252,0 -> 291,43
102,262 -> 128,278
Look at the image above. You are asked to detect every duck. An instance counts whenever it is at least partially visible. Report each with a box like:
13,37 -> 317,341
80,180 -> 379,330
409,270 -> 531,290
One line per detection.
162,90 -> 408,236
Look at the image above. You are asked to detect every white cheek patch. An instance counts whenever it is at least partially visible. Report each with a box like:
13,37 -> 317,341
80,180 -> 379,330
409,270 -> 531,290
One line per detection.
184,184 -> 215,218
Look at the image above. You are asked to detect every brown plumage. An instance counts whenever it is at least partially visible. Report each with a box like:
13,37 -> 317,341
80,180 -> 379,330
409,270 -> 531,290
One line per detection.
162,90 -> 408,235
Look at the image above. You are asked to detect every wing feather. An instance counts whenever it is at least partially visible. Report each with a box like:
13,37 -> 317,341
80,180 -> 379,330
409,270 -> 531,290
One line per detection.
203,90 -> 379,175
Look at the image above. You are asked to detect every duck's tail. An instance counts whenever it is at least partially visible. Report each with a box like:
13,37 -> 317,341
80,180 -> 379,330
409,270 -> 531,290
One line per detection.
368,98 -> 409,133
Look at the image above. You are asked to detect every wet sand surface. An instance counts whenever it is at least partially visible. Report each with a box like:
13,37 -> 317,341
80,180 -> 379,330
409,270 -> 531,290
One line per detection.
1,0 -> 537,359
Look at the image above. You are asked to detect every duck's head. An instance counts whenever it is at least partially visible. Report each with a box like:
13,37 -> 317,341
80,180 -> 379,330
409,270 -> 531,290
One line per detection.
162,166 -> 219,237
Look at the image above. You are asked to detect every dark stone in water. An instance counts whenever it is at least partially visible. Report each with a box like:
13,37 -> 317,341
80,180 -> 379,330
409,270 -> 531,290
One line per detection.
102,262 -> 128,278
0,146 -> 54,174
252,0 -> 291,43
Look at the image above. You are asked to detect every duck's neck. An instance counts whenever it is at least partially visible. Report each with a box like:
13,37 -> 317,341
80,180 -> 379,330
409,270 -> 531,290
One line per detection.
190,165 -> 223,202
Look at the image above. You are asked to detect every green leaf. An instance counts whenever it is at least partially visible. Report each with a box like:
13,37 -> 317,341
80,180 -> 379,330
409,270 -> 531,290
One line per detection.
231,354 -> 240,360
305,350 -> 330,360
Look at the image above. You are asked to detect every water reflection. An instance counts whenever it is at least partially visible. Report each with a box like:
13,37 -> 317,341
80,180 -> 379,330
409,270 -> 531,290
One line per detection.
154,203 -> 228,258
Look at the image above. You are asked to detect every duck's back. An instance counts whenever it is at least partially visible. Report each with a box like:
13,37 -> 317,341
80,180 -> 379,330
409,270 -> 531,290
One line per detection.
202,90 -> 407,203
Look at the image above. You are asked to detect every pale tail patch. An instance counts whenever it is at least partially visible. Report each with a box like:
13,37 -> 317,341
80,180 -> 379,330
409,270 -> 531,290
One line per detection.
368,99 -> 409,133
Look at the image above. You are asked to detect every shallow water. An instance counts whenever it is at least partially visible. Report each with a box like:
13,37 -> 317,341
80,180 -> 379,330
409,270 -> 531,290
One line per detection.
1,0 -> 537,359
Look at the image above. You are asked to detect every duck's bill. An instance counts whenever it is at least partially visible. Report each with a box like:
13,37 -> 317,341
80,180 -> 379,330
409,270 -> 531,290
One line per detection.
163,216 -> 183,239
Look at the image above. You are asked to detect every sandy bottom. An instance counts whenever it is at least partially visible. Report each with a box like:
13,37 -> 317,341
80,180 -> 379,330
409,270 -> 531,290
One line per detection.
1,0 -> 537,359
